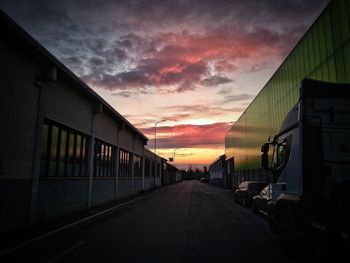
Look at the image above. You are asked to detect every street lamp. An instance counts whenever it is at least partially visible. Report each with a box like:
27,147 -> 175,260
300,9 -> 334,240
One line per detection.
173,149 -> 177,167
154,120 -> 166,155
154,120 -> 166,186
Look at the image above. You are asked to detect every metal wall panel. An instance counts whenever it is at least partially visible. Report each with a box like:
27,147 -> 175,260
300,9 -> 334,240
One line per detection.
226,0 -> 350,171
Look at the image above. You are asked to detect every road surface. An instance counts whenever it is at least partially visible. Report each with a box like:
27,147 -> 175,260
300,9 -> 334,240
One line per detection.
1,180 -> 293,263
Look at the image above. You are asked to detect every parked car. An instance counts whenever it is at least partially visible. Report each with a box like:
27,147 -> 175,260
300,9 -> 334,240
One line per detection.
252,184 -> 272,216
200,177 -> 207,183
234,181 -> 268,207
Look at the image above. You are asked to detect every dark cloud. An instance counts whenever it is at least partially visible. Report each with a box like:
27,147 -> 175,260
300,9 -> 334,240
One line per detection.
111,91 -> 132,98
162,104 -> 245,115
113,39 -> 132,49
221,93 -> 255,103
111,48 -> 128,61
201,75 -> 233,87
164,114 -> 192,122
244,62 -> 269,73
83,71 -> 151,90
83,56 -> 208,91
1,0 -> 329,36
63,56 -> 83,67
125,113 -> 192,128
214,61 -> 238,72
0,0 -> 329,93
86,38 -> 109,55
89,57 -> 104,67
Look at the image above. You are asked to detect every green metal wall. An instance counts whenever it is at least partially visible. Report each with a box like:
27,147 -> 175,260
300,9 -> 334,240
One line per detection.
225,0 -> 350,171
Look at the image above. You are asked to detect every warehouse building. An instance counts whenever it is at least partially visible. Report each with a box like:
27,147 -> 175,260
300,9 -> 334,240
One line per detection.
144,148 -> 166,189
162,162 -> 181,185
209,155 -> 228,188
225,0 -> 350,187
0,10 -> 165,234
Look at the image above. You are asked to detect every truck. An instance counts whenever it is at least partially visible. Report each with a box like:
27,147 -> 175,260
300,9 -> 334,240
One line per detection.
261,78 -> 350,257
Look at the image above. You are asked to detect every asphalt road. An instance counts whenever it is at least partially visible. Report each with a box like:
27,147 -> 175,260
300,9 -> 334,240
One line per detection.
1,180 -> 293,263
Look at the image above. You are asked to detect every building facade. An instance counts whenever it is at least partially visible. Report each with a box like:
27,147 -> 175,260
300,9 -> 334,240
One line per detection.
225,0 -> 350,187
0,10 -> 166,234
209,155 -> 228,188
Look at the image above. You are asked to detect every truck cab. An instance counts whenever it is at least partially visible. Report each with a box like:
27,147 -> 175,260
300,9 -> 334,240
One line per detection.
261,79 -> 350,253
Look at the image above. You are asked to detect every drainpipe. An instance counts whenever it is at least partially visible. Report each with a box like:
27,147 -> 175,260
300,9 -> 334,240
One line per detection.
87,103 -> 102,209
30,67 -> 56,223
115,127 -> 120,200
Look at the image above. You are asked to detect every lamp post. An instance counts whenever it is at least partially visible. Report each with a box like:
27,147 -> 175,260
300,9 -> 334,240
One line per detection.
154,120 -> 166,186
173,149 -> 177,167
154,120 -> 166,155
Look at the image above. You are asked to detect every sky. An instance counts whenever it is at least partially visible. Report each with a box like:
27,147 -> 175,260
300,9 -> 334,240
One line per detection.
0,0 -> 329,170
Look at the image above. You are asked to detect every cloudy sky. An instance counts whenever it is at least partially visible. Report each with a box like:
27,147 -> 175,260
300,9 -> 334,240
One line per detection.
0,0 -> 329,169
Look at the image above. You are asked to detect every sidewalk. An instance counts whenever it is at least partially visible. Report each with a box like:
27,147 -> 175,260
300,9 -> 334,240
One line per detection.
0,186 -> 160,254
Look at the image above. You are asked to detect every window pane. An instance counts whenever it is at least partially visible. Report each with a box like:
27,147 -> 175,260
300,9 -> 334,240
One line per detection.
40,120 -> 89,178
49,126 -> 59,177
74,134 -> 81,177
67,132 -> 75,176
107,146 -> 112,177
80,137 -> 87,176
94,141 -> 100,177
58,129 -> 67,176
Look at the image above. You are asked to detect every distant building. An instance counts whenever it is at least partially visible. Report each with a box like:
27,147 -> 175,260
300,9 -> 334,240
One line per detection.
209,155 -> 228,188
162,163 -> 181,185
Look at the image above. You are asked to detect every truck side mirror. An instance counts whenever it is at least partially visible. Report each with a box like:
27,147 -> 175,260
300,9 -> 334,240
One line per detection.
261,143 -> 270,170
261,153 -> 269,170
261,143 -> 269,154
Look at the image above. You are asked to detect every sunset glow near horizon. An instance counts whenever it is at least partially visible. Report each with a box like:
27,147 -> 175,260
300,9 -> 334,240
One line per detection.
1,0 -> 329,170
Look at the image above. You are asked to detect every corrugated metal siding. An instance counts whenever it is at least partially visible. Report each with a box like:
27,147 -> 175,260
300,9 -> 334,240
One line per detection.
225,0 -> 350,171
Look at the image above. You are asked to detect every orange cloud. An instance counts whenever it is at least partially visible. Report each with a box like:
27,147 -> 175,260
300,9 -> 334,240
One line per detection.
141,122 -> 232,149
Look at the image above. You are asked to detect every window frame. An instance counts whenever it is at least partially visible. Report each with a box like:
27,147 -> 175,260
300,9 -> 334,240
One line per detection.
93,139 -> 115,178
40,119 -> 89,178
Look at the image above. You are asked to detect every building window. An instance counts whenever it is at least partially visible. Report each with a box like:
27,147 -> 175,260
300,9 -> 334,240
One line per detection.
134,155 -> 142,177
119,149 -> 132,177
40,119 -> 88,177
93,140 -> 115,177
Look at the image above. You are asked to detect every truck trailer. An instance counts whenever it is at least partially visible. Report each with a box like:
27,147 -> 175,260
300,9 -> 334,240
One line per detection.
261,79 -> 350,256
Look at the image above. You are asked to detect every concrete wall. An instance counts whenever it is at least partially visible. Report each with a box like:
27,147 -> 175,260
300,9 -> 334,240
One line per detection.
0,180 -> 32,234
117,178 -> 133,199
45,80 -> 93,135
0,32 -> 41,232
0,37 -> 39,180
155,177 -> 162,187
133,178 -> 143,194
144,177 -> 152,190
94,112 -> 119,145
118,127 -> 134,152
134,137 -> 144,156
91,179 -> 116,207
37,179 -> 89,220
